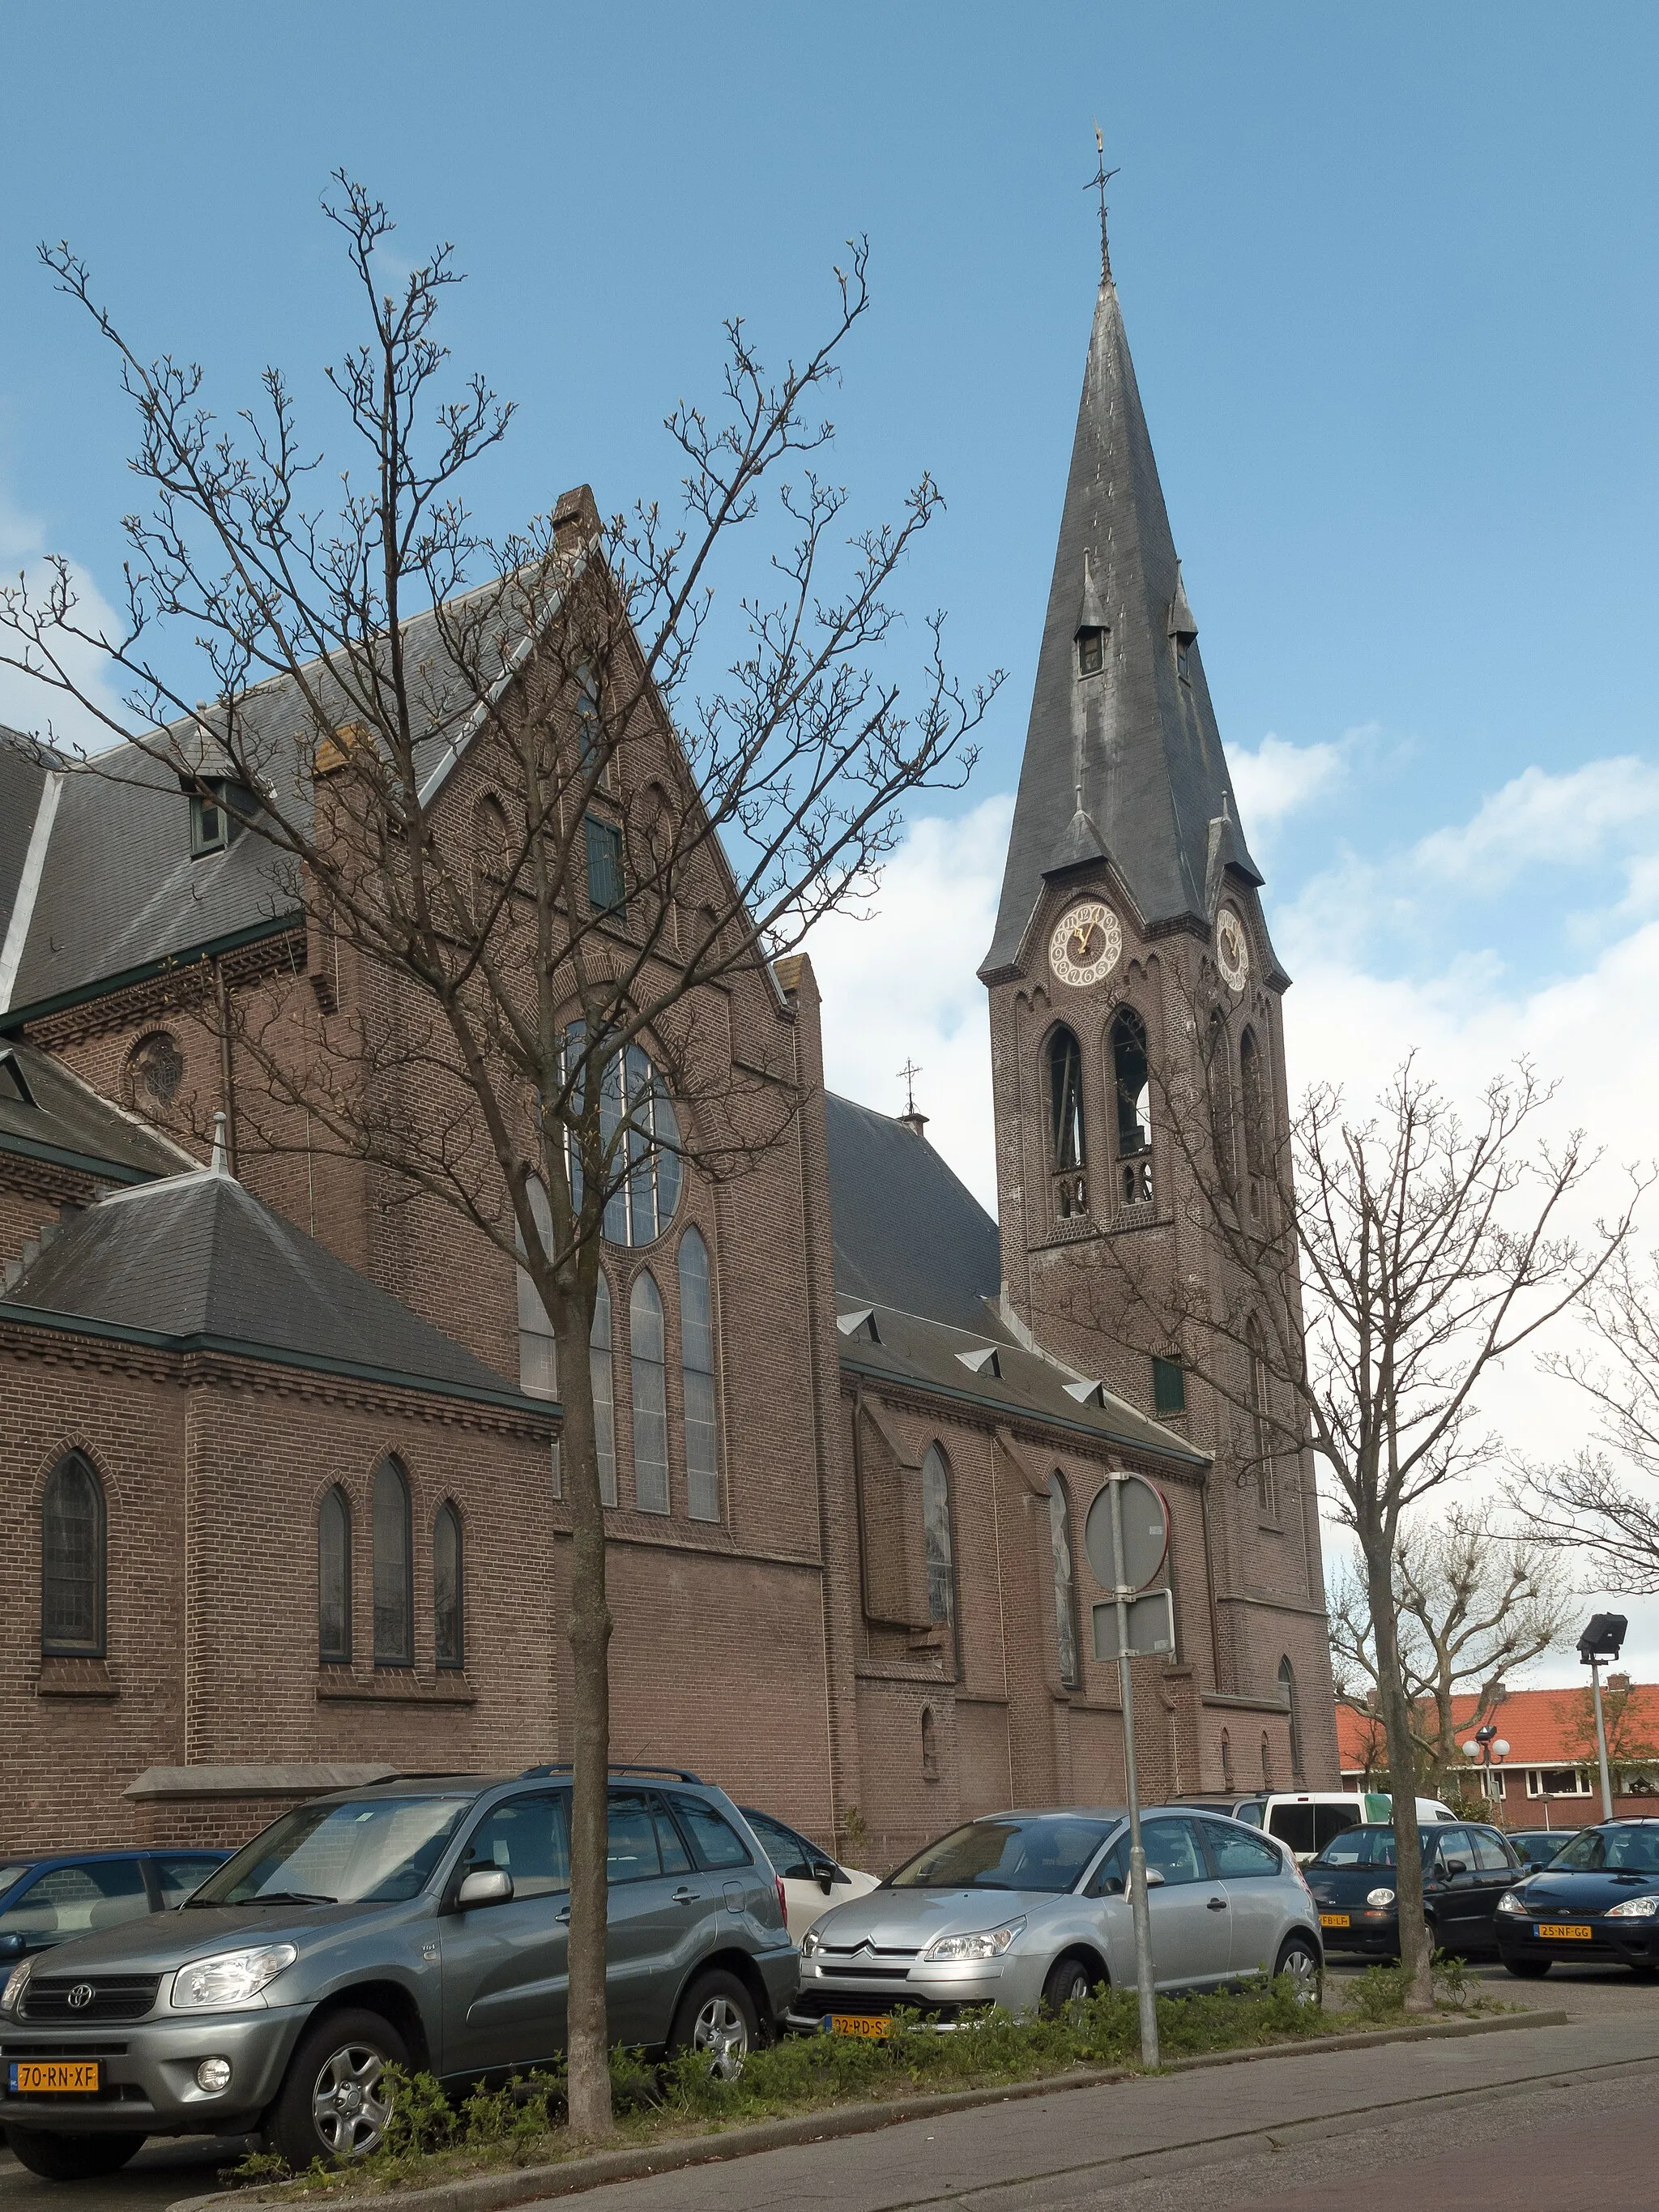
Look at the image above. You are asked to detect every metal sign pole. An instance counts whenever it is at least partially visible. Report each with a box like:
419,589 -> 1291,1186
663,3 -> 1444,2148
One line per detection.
1111,1477 -> 1159,2069
1590,1655 -> 1614,1821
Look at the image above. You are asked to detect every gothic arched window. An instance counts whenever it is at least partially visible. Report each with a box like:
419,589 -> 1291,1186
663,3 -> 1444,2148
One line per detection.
921,1706 -> 940,1779
127,1030 -> 184,1112
318,1485 -> 352,1663
1280,1655 -> 1303,1783
1047,1027 -> 1087,1219
1239,1027 -> 1266,1174
373,1458 -> 413,1668
1049,1474 -> 1080,1688
629,1270 -> 670,1514
1111,1007 -> 1153,1206
516,1176 -> 558,1401
678,1228 -> 721,1522
1221,1727 -> 1234,1789
591,1271 -> 618,1508
1248,1320 -> 1276,1518
920,1444 -> 957,1647
434,1503 -> 464,1670
1260,1732 -> 1273,1790
41,1453 -> 105,1658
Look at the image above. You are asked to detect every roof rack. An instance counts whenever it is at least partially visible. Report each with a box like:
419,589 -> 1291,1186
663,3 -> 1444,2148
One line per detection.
519,1762 -> 705,1785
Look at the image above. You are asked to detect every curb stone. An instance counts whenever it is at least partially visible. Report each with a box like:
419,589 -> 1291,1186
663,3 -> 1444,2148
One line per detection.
167,2006 -> 1572,2212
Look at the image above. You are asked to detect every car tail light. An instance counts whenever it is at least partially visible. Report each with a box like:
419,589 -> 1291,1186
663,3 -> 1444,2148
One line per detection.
776,1874 -> 788,1926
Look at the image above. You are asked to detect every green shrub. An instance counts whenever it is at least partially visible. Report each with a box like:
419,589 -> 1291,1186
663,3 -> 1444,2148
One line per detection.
1341,1964 -> 1409,2022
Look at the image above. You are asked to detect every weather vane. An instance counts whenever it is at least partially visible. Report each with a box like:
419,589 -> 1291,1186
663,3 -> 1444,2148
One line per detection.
1087,123 -> 1119,280
899,1059 -> 923,1117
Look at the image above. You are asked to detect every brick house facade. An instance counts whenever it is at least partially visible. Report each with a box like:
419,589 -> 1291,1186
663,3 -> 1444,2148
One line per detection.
0,252 -> 1337,1866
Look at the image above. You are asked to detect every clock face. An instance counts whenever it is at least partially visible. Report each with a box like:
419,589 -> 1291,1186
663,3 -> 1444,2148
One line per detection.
1216,907 -> 1250,993
1049,900 -> 1123,989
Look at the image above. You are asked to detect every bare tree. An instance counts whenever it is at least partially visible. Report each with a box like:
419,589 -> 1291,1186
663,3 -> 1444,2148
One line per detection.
1105,1031 -> 1638,2009
0,179 -> 999,2135
1328,1503 -> 1574,1798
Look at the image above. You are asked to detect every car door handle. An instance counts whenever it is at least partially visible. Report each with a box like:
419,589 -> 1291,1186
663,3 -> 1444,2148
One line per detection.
1206,1896 -> 1228,1911
672,1887 -> 702,1905
555,1905 -> 570,1924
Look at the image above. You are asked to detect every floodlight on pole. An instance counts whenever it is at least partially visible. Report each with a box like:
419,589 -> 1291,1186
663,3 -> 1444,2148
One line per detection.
1579,1612 -> 1628,1821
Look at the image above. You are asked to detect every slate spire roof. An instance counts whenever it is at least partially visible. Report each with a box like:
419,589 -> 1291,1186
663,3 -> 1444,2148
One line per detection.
981,262 -> 1262,977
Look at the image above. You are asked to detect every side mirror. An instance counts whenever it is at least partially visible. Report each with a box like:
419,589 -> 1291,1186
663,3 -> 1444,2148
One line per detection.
0,1932 -> 23,1959
1444,1860 -> 1469,1877
812,1860 -> 838,1894
1143,1868 -> 1166,1889
455,1867 -> 514,1909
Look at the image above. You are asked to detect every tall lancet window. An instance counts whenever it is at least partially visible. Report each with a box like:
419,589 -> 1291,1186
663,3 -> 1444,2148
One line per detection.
1049,1474 -> 1081,1689
1047,1027 -> 1087,1221
1111,1007 -> 1153,1208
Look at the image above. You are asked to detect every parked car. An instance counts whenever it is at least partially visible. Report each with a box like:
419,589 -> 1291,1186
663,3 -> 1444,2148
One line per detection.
738,1809 -> 879,1943
1505,1827 -> 1580,1873
1305,1820 -> 1523,1958
1495,1817 -> 1659,1978
784,1806 -> 1321,2035
0,1768 -> 794,2181
0,1849 -> 228,1963
1227,1793 -> 1456,1864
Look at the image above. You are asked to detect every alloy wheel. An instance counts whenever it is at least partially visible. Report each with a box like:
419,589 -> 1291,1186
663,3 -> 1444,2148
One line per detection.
310,2041 -> 394,2156
690,1993 -> 751,2082
1278,1944 -> 1321,2005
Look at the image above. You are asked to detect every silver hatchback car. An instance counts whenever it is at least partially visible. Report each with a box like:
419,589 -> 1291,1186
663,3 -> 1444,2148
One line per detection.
785,1806 -> 1321,2031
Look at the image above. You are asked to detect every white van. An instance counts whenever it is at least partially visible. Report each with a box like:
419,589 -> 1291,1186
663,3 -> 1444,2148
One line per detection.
1226,1791 -> 1456,1864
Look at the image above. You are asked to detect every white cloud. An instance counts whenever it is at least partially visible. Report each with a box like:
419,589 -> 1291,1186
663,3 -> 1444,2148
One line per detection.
1230,731 -> 1350,839
1411,757 -> 1659,895
0,489 -> 130,754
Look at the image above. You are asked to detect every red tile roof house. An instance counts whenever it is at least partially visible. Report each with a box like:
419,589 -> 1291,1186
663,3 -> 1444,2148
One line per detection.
1337,1681 -> 1659,1831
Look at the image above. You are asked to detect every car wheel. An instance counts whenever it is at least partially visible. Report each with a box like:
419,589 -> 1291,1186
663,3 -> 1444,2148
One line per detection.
3,2128 -> 146,2180
267,2006 -> 407,2170
667,1970 -> 757,2083
1041,1954 -> 1099,2013
1273,1934 -> 1323,2004
1503,1955 -> 1551,1979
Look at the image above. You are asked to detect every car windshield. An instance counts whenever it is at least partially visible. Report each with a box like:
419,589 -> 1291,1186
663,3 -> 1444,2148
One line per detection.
1310,1828 -> 1401,1868
189,1798 -> 468,1907
0,1867 -> 30,1898
1550,1826 -> 1659,1874
889,1817 -> 1115,1893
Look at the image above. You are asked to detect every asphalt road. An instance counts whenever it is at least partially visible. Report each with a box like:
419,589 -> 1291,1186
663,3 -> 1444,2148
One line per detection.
0,1958 -> 1651,2212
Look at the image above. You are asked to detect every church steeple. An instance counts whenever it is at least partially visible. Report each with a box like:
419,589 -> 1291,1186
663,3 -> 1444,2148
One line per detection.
980,251 -> 1262,980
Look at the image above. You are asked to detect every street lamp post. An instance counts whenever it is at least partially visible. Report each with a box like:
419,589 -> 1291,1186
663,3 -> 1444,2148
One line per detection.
1460,1723 -> 1510,1816
1578,1614 -> 1629,1821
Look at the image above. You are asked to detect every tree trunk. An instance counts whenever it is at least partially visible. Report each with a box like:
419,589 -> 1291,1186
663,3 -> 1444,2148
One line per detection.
553,1290 -> 614,2137
1364,1538 -> 1434,2011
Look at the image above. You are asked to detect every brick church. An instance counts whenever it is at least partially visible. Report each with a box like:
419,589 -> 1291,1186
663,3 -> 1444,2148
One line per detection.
0,251 -> 1337,1863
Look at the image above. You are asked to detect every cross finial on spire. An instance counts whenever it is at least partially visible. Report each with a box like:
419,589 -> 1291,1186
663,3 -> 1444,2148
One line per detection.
898,1058 -> 923,1117
1087,124 -> 1120,280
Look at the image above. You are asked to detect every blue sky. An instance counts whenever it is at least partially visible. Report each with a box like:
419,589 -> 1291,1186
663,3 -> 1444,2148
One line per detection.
4,0 -> 1658,1680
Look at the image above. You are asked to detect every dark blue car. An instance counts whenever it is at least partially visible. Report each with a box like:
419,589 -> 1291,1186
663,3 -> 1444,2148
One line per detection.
0,1849 -> 228,1963
1496,1818 -> 1659,1976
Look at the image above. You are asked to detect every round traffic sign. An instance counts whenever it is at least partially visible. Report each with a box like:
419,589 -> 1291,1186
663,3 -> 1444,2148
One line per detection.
1083,1474 -> 1170,1593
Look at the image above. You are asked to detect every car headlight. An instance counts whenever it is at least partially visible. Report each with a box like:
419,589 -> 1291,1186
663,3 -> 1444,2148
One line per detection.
1497,1890 -> 1529,1915
921,1917 -> 1025,1962
800,1928 -> 823,1957
1366,1887 -> 1397,1908
0,1958 -> 32,2018
1606,1894 -> 1659,1919
170,1944 -> 297,2011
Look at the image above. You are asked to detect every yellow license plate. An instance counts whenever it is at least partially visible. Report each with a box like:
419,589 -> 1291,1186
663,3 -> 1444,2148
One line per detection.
8,2061 -> 102,2095
828,2013 -> 890,2039
1319,1912 -> 1350,1928
1536,1924 -> 1593,1940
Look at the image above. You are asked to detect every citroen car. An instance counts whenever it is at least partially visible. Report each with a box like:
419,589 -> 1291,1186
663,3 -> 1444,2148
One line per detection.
1496,1817 -> 1659,1976
783,1806 -> 1321,2035
0,1768 -> 793,2181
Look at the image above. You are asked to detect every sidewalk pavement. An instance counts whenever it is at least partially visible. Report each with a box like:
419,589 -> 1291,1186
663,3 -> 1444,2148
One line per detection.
523,2008 -> 1659,2211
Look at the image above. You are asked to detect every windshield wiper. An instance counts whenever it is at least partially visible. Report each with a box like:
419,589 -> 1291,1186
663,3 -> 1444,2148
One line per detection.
228,1890 -> 336,1907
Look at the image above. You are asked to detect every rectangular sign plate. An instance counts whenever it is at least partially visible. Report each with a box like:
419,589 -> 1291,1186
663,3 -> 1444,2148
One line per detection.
1092,1589 -> 1177,1664
826,2014 -> 890,2039
1319,1912 -> 1350,1928
1535,1924 -> 1593,1940
8,2061 -> 102,2095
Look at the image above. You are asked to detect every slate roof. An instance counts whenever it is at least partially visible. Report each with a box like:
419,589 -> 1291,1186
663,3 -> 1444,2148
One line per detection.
822,1090 -> 1202,1466
981,266 -> 1265,976
0,1161 -> 533,1407
0,579 -> 540,1021
0,1040 -> 194,1185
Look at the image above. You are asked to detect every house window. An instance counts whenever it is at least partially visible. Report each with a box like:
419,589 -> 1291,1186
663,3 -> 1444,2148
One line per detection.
516,1176 -> 558,1400
373,1458 -> 413,1667
575,666 -> 602,776
564,1026 -> 682,1247
475,794 -> 511,892
920,1443 -> 957,1642
1077,627 -> 1105,677
591,1271 -> 618,1507
434,1503 -> 463,1670
1152,1356 -> 1186,1417
1250,1322 -> 1276,1518
1111,1006 -> 1153,1206
629,1270 -> 670,1514
190,788 -> 228,856
1047,1026 -> 1087,1219
1280,1655 -> 1303,1783
1526,1767 -> 1592,1798
679,1228 -> 721,1522
318,1485 -> 352,1663
584,813 -> 625,916
41,1452 -> 105,1658
1049,1474 -> 1080,1689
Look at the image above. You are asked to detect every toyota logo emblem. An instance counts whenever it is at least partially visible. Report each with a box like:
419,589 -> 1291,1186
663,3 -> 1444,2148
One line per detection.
66,1984 -> 95,2010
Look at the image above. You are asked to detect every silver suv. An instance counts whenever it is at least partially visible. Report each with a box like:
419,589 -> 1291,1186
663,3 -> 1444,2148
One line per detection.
0,1769 -> 795,2180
